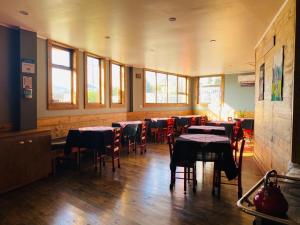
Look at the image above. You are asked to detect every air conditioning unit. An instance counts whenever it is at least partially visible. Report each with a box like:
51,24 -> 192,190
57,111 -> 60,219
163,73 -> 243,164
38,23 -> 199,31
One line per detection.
238,75 -> 255,87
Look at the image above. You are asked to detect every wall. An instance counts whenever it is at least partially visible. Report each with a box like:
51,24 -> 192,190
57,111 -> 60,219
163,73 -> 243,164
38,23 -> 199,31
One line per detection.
224,74 -> 255,112
0,26 -> 18,131
254,0 -> 295,174
193,74 -> 255,120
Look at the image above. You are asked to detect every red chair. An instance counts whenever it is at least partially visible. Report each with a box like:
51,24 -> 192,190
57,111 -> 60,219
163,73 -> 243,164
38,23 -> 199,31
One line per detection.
200,116 -> 206,125
139,122 -> 147,154
231,125 -> 241,161
166,118 -> 175,136
168,133 -> 197,194
96,128 -> 121,172
191,117 -> 196,126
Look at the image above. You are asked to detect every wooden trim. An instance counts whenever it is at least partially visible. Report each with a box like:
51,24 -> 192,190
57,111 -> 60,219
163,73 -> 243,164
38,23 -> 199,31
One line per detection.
47,40 -> 79,110
84,52 -> 106,109
143,69 -> 189,106
109,60 -> 126,107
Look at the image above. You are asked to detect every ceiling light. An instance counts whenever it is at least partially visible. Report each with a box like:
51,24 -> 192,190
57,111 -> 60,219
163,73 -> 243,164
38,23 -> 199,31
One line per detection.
105,36 -> 110,39
169,17 -> 176,22
210,39 -> 216,43
19,10 -> 29,16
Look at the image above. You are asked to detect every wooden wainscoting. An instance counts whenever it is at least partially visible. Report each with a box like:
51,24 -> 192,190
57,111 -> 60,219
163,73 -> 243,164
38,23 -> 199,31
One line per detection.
0,123 -> 13,133
127,110 -> 193,121
38,112 -> 128,138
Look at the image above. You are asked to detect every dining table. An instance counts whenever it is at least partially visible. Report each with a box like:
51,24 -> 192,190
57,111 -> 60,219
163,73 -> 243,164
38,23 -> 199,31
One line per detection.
170,134 -> 237,186
206,120 -> 237,137
188,125 -> 226,135
65,126 -> 116,155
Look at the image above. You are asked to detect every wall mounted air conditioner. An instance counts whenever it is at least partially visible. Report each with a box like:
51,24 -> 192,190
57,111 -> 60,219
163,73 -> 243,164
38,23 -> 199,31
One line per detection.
238,75 -> 255,87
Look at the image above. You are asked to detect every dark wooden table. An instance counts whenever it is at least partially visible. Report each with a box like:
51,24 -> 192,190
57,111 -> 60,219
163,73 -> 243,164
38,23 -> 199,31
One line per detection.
170,134 -> 237,181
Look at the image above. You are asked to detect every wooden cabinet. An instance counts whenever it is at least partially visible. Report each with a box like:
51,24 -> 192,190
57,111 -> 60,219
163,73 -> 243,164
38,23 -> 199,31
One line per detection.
0,129 -> 51,194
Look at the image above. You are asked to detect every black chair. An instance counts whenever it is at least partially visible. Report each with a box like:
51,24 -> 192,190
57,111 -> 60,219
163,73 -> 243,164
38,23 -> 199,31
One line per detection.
123,124 -> 139,154
213,139 -> 246,199
168,133 -> 197,194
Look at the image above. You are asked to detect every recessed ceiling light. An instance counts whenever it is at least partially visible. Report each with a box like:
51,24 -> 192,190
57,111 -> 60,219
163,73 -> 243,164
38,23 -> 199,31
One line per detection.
105,36 -> 110,39
19,10 -> 29,16
210,39 -> 216,43
169,17 -> 176,22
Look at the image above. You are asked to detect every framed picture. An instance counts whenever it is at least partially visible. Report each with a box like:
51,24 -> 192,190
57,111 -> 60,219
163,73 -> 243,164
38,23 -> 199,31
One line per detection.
271,47 -> 284,101
259,64 -> 265,101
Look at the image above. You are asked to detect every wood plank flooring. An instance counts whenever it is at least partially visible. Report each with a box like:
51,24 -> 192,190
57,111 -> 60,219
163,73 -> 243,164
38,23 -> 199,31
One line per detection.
0,143 -> 262,225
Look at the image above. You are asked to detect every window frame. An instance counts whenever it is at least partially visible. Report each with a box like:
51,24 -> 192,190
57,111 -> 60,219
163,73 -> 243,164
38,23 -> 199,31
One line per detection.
84,52 -> 106,109
196,75 -> 224,106
143,69 -> 189,107
109,60 -> 126,107
47,40 -> 79,110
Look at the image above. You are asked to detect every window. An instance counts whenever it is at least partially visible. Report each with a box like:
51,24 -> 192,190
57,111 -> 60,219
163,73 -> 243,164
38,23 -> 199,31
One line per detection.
110,61 -> 125,106
198,76 -> 223,105
47,41 -> 78,109
144,70 -> 189,105
84,53 -> 105,108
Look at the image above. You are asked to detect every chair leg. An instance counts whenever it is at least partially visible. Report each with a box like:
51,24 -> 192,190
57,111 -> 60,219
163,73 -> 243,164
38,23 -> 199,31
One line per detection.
112,154 -> 115,172
184,167 -> 187,194
238,174 -> 242,199
188,167 -> 191,182
193,165 -> 196,193
118,152 -> 121,168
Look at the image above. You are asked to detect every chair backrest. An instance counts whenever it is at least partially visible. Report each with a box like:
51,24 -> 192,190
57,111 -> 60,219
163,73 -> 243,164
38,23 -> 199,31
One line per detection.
113,128 -> 122,150
200,116 -> 207,125
167,133 -> 175,159
123,124 -> 138,138
237,139 -> 245,172
141,122 -> 147,141
167,118 -> 175,135
191,117 -> 196,125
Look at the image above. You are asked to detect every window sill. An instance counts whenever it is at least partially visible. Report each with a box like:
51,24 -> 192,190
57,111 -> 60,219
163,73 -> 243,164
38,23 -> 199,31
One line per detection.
48,103 -> 79,110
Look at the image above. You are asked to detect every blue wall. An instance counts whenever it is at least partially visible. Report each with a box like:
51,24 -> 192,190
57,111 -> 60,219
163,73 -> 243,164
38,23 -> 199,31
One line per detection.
224,74 -> 255,112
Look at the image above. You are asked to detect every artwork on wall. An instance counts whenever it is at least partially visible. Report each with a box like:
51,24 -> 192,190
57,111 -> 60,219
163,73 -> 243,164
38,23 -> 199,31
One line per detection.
259,64 -> 265,101
271,47 -> 284,101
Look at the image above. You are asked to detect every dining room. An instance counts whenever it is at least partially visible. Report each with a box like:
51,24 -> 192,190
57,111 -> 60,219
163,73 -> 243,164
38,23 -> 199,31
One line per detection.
0,0 -> 299,224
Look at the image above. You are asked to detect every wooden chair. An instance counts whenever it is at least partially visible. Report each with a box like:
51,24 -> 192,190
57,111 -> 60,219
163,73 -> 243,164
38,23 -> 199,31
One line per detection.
166,118 -> 175,136
139,122 -> 147,154
231,125 -> 240,161
168,133 -> 197,194
123,124 -> 138,154
213,139 -> 245,199
191,117 -> 197,126
200,116 -> 207,125
51,138 -> 66,175
96,128 -> 121,172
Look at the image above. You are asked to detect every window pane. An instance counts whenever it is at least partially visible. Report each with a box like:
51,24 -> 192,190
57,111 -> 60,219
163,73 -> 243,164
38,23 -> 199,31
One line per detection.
157,73 -> 167,103
168,75 -> 177,103
52,47 -> 71,67
112,63 -> 121,103
178,77 -> 186,93
52,68 -> 71,103
199,77 -> 222,105
145,71 -> 156,103
178,94 -> 187,103
87,56 -> 100,103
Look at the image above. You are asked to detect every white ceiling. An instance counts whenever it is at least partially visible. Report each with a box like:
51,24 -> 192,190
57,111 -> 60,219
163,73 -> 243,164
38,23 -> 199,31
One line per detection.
0,0 -> 284,76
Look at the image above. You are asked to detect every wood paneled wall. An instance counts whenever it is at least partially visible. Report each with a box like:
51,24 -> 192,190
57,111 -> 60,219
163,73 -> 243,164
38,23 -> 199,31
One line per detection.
38,110 -> 192,138
254,0 -> 296,174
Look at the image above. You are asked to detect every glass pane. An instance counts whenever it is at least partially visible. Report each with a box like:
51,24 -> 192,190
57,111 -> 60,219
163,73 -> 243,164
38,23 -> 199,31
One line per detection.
87,56 -> 100,103
178,77 -> 186,93
199,86 -> 221,105
145,71 -> 156,103
52,47 -> 71,67
168,75 -> 177,103
199,76 -> 221,86
157,73 -> 167,103
52,68 -> 72,103
178,94 -> 187,103
199,76 -> 222,105
112,63 -> 121,103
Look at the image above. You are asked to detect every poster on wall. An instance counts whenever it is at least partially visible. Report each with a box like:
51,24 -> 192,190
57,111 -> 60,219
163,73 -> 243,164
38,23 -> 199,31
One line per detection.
271,47 -> 284,101
259,64 -> 265,101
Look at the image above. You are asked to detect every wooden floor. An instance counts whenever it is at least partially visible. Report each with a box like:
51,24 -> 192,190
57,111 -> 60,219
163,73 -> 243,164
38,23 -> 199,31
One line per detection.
0,142 -> 262,225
